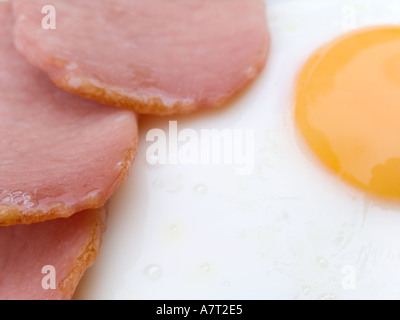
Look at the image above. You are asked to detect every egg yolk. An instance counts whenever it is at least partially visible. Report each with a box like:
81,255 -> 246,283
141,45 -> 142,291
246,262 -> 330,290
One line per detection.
295,27 -> 400,200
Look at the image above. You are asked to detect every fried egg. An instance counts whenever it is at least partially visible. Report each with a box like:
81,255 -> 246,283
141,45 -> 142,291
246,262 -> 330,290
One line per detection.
296,27 -> 400,201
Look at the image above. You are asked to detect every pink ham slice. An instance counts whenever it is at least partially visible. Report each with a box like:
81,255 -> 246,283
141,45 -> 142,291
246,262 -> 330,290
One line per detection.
0,3 -> 138,226
0,207 -> 107,300
12,0 -> 270,115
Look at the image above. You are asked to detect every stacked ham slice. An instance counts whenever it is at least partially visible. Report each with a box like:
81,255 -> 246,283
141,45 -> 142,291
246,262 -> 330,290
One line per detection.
0,0 -> 269,299
0,7 -> 139,226
12,0 -> 269,115
0,208 -> 107,300
0,2 -> 139,299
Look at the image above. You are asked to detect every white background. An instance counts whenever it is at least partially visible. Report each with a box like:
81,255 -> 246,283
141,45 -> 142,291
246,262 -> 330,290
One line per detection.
74,0 -> 400,300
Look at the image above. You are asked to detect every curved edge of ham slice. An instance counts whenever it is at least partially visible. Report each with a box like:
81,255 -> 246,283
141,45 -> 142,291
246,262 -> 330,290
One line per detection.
0,206 -> 107,300
11,0 -> 270,116
52,45 -> 269,116
0,145 -> 136,226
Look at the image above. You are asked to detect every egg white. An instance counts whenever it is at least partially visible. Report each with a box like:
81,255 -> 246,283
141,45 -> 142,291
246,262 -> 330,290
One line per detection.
74,0 -> 400,300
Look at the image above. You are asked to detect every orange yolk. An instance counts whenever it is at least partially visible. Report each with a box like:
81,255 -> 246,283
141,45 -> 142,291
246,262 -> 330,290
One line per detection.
295,27 -> 400,200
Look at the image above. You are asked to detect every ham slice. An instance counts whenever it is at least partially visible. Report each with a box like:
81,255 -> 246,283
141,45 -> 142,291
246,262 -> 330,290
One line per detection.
0,207 -> 107,300
0,3 -> 138,226
12,0 -> 270,115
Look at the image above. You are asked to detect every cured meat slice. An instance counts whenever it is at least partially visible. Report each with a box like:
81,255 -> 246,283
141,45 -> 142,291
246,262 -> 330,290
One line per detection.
12,0 -> 270,115
0,207 -> 107,300
0,3 -> 138,226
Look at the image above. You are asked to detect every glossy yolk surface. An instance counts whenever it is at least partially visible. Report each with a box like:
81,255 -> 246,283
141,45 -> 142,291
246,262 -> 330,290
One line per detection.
295,27 -> 400,200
